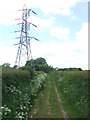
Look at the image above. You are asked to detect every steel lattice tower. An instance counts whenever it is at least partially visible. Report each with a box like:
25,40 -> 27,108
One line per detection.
14,5 -> 38,68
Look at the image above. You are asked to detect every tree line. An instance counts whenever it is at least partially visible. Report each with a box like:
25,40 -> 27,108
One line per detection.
1,57 -> 82,72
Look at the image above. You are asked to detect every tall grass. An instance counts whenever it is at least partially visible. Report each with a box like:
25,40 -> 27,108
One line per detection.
55,71 -> 88,118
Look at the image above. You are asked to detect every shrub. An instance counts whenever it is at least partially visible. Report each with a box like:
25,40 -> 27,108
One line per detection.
19,66 -> 34,79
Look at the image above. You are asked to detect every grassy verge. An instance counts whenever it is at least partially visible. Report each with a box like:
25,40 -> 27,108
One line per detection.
55,70 -> 88,118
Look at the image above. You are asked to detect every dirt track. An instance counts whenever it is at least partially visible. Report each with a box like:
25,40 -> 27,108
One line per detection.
30,74 -> 69,119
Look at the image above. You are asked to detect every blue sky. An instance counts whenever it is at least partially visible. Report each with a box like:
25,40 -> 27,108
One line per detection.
0,0 -> 89,69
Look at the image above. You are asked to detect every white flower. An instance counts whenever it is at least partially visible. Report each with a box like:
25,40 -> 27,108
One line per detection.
1,106 -> 5,109
0,112 -> 2,115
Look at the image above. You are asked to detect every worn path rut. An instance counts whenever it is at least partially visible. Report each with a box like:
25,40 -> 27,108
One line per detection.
29,74 -> 69,119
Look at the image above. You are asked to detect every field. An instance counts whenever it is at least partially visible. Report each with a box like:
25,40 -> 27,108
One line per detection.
1,67 -> 88,119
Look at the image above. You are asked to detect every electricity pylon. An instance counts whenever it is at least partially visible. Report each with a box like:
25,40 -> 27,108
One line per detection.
14,5 -> 39,68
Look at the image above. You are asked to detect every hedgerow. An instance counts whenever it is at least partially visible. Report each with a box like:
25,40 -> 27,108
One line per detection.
2,68 -> 47,119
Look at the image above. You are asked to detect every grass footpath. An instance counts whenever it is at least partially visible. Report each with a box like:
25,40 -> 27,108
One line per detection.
30,72 -> 67,118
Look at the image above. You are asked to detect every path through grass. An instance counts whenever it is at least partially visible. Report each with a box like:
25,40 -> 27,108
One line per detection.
30,73 -> 68,119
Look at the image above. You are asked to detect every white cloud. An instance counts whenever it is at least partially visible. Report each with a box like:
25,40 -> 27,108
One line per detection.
76,23 -> 88,41
30,39 -> 87,69
0,0 -> 24,25
0,42 -> 17,67
80,0 -> 89,2
29,16 -> 55,31
0,0 -> 89,25
50,27 -> 70,40
29,0 -> 87,16
30,22 -> 88,70
31,0 -> 72,16
75,22 -> 88,51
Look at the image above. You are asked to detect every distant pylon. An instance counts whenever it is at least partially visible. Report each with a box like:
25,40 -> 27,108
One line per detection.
14,5 -> 39,68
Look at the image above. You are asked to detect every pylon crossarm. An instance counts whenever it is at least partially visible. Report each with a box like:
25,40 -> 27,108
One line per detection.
29,37 -> 39,41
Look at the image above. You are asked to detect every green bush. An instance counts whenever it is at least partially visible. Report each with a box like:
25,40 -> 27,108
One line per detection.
19,66 -> 34,79
2,68 -> 30,85
2,68 -> 47,119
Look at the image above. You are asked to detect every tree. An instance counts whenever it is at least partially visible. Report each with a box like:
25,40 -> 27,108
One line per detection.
25,57 -> 47,68
25,59 -> 34,66
25,57 -> 52,73
2,63 -> 10,68
35,57 -> 47,65
78,68 -> 82,71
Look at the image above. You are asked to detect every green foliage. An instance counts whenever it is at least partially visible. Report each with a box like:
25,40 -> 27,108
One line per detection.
25,59 -> 34,67
2,63 -> 11,68
36,65 -> 53,73
25,57 -> 47,66
25,57 -> 53,73
58,68 -> 82,71
2,68 -> 30,86
25,57 -> 47,67
55,71 -> 88,118
2,68 -> 47,119
19,66 -> 34,78
35,57 -> 47,65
